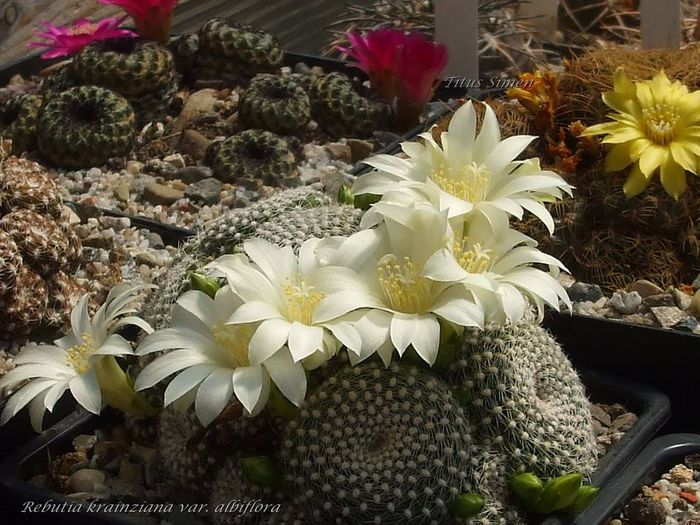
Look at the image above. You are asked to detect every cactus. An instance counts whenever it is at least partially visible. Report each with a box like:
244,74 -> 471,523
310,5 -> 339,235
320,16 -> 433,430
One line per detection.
278,360 -> 476,524
310,72 -> 390,139
446,322 -> 597,480
0,157 -> 63,216
36,86 -> 136,169
205,130 -> 298,186
0,94 -> 42,154
141,188 -> 363,329
238,74 -> 311,135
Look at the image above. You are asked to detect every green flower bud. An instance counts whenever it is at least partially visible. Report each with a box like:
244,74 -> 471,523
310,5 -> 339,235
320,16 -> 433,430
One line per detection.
353,193 -> 381,211
572,485 -> 600,512
188,272 -> 220,299
267,384 -> 298,420
241,456 -> 281,488
510,472 -> 544,508
451,493 -> 485,519
337,184 -> 355,205
537,472 -> 582,513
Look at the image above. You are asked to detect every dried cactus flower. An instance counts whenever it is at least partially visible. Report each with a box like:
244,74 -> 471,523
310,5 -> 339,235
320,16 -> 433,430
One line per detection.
507,71 -> 561,134
581,68 -> 700,199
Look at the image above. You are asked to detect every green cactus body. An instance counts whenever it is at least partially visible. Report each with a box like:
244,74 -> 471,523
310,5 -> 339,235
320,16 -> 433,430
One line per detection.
205,130 -> 298,186
0,94 -> 42,153
278,360 -> 475,524
194,19 -> 284,80
310,72 -> 390,139
36,85 -> 136,168
239,74 -> 311,135
141,188 -> 363,329
447,322 -> 597,480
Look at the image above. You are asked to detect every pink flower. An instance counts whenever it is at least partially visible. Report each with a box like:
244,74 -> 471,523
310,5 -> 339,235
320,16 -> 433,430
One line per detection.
337,28 -> 448,129
99,0 -> 178,43
28,17 -> 137,59
337,28 -> 406,99
395,32 -> 449,106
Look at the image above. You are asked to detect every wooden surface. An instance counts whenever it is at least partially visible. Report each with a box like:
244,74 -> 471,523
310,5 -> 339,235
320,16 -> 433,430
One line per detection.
0,0 -> 373,68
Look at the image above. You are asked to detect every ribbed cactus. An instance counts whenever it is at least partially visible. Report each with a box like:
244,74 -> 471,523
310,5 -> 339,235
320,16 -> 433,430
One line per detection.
278,360 -> 476,525
157,405 -> 273,496
141,188 -> 363,329
446,322 -> 597,480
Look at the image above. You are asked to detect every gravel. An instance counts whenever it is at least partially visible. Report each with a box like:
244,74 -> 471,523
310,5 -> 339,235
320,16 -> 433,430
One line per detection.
607,455 -> 700,525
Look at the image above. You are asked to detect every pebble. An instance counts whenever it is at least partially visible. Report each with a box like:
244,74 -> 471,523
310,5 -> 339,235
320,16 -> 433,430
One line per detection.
69,469 -> 106,493
185,177 -> 222,205
651,306 -> 690,328
693,274 -> 700,291
644,293 -> 677,308
175,165 -> 214,184
629,279 -> 665,298
135,249 -> 171,267
143,182 -> 184,205
673,317 -> 699,333
610,412 -> 638,432
608,291 -> 642,315
178,129 -> 211,161
163,153 -> 186,170
567,282 -> 605,303
347,138 -> 374,163
126,160 -> 143,176
174,88 -> 219,132
690,291 -> 700,317
326,142 -> 352,163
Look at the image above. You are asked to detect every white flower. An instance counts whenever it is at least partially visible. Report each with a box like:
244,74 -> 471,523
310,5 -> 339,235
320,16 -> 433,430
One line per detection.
206,239 -> 363,370
353,100 -> 572,232
313,203 -> 483,367
423,211 -> 572,323
135,286 -> 307,426
0,284 -> 154,432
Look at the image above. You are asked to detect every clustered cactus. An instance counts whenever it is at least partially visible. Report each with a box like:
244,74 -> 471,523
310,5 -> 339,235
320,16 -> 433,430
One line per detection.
170,18 -> 284,82
205,130 -> 297,186
238,74 -> 311,136
0,156 -> 85,335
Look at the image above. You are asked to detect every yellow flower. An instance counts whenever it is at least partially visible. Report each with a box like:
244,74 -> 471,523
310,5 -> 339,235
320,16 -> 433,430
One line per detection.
582,67 -> 700,199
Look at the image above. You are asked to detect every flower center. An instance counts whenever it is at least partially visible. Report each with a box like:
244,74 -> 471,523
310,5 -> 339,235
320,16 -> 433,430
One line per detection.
453,240 -> 493,274
283,274 -> 324,325
69,23 -> 98,36
211,323 -> 252,367
642,104 -> 681,146
65,334 -> 96,375
429,161 -> 490,203
377,254 -> 433,314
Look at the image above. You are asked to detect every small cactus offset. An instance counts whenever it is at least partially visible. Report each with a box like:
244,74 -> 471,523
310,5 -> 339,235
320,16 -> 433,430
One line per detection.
447,322 -> 597,480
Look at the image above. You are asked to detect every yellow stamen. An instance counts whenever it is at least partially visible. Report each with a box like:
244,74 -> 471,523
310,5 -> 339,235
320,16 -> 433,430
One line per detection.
429,161 -> 490,202
65,334 -> 96,375
377,254 -> 433,314
453,240 -> 493,274
642,104 -> 681,145
212,323 -> 252,368
283,274 -> 324,325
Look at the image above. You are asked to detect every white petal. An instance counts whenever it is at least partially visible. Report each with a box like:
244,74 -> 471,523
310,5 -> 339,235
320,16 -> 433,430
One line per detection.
390,314 -> 418,355
288,322 -> 324,363
134,349 -> 213,391
486,135 -> 537,175
69,369 -> 102,414
432,287 -> 484,328
176,290 -> 217,327
232,365 -> 266,415
248,319 -> 291,365
314,291 -> 383,324
136,327 -> 216,356
1,379 -> 55,426
517,198 -> 556,235
29,390 -> 50,433
110,316 -> 154,335
194,369 -> 234,426
360,155 -> 413,179
474,103 -> 501,161
263,348 -> 307,407
44,381 -> 70,412
410,315 -> 441,366
93,334 -> 134,357
163,364 -> 218,406
244,239 -> 297,287
423,249 -> 469,282
325,321 -> 363,355
70,294 -> 93,344
0,363 -> 71,391
228,301 -> 281,324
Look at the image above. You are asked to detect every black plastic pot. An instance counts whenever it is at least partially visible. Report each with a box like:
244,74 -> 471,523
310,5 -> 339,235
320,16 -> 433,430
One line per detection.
575,433 -> 700,525
0,368 -> 670,525
544,311 -> 700,434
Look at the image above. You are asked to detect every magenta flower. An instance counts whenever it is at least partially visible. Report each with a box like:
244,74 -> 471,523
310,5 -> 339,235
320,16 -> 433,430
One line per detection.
337,28 -> 448,130
99,0 -> 179,43
28,17 -> 137,59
